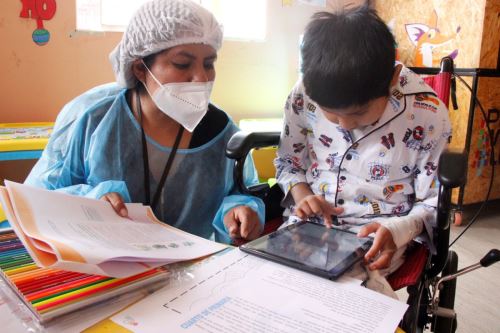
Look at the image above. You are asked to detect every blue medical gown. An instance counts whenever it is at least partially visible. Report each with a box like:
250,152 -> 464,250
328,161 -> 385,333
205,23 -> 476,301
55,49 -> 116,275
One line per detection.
25,83 -> 264,243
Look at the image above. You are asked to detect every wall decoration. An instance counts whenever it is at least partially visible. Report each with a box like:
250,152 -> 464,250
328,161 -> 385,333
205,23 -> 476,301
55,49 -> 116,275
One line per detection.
19,0 -> 57,46
404,10 -> 460,67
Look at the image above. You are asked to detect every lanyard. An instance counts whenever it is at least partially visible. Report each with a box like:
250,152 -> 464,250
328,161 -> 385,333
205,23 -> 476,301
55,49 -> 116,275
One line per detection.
136,90 -> 184,210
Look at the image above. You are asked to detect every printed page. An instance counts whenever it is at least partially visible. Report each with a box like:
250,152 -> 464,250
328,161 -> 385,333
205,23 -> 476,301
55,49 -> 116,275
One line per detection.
4,182 -> 226,274
111,249 -> 407,333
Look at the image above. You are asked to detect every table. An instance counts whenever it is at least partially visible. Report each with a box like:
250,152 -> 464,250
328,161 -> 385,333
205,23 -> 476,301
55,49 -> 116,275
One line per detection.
0,122 -> 53,228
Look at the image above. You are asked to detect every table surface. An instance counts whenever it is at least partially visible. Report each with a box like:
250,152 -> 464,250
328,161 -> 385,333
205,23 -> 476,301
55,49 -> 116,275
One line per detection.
0,122 -> 53,152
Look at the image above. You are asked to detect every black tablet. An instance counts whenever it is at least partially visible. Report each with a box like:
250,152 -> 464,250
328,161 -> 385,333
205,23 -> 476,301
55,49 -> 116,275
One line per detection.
240,221 -> 372,280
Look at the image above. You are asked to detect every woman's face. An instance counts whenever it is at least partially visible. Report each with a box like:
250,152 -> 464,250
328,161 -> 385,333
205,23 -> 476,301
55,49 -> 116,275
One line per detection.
141,43 -> 217,92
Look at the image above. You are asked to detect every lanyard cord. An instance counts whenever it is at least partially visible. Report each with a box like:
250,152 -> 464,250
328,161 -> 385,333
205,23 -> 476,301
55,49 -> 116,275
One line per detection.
136,89 -> 184,210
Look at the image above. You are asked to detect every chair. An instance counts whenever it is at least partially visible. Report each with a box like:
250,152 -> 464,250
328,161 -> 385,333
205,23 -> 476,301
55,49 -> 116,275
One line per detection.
226,57 -> 499,333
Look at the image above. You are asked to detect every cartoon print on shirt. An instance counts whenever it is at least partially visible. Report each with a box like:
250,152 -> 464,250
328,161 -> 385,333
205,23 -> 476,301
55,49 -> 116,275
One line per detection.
318,182 -> 329,195
337,175 -> 347,192
403,125 -> 425,150
392,89 -> 404,100
399,75 -> 409,87
401,164 -> 412,174
407,113 -> 416,121
306,102 -> 316,112
383,184 -> 404,199
308,144 -> 318,160
354,194 -> 370,205
392,202 -> 409,215
371,201 -> 381,215
381,132 -> 395,149
285,124 -> 290,136
369,162 -> 390,181
413,166 -> 421,177
310,162 -> 321,179
293,142 -> 306,153
319,134 -> 333,147
389,96 -> 401,111
336,127 -> 351,142
413,93 -> 439,113
424,161 -> 437,176
300,127 -> 313,137
326,152 -> 342,171
292,93 -> 304,114
285,94 -> 291,110
275,154 -> 302,178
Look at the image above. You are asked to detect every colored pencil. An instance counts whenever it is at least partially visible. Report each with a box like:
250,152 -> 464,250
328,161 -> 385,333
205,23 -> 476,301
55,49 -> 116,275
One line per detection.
0,231 -> 169,322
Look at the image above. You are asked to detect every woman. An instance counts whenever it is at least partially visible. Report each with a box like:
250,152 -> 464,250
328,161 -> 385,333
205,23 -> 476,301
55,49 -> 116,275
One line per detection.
25,0 -> 264,244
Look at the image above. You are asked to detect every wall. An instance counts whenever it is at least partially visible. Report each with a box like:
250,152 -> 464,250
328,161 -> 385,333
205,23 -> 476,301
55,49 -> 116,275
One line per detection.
376,0 -> 500,204
0,0 -> 319,124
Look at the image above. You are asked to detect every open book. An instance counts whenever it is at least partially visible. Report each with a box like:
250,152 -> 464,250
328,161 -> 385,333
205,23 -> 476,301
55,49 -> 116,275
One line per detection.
0,181 -> 227,278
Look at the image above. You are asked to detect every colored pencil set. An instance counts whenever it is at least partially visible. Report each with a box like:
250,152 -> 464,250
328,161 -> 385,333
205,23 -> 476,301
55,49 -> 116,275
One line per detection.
0,230 -> 169,324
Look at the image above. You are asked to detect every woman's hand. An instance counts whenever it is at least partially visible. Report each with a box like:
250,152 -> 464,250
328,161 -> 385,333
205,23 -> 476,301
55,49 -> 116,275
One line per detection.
357,222 -> 397,271
100,192 -> 128,217
223,206 -> 262,241
295,194 -> 344,228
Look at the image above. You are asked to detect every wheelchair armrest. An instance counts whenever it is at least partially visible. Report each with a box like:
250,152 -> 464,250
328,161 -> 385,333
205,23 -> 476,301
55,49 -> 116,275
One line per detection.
437,148 -> 467,189
225,131 -> 281,199
226,131 -> 281,160
429,149 -> 467,278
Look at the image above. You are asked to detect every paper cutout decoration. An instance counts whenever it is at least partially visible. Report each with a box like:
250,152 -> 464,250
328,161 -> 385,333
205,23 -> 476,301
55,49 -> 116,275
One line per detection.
19,0 -> 57,46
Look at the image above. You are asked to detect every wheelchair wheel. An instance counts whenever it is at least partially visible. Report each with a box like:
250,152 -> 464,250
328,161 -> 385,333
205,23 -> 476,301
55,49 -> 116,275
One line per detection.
401,281 -> 430,333
433,250 -> 458,333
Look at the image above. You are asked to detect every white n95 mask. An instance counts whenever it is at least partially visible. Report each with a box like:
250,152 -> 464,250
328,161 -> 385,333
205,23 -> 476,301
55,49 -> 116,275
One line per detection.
142,62 -> 213,132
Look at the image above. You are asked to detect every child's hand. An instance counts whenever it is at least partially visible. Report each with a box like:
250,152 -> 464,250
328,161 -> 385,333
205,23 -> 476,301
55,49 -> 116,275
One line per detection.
100,192 -> 128,217
224,206 -> 262,241
295,194 -> 344,228
357,223 -> 397,271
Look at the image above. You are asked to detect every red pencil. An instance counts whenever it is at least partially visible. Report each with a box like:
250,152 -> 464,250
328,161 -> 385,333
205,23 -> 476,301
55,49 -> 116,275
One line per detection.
26,275 -> 109,302
19,272 -> 87,294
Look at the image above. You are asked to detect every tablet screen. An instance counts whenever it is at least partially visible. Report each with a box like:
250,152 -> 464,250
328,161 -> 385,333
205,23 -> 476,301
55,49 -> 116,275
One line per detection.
240,222 -> 372,279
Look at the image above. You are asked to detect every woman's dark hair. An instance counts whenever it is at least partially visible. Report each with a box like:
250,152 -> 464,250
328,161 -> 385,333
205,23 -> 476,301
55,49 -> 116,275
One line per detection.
301,6 -> 396,109
135,51 -> 161,89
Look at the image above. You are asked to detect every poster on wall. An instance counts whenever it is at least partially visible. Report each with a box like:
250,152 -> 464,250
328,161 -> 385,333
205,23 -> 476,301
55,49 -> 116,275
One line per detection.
404,11 -> 460,67
19,0 -> 57,46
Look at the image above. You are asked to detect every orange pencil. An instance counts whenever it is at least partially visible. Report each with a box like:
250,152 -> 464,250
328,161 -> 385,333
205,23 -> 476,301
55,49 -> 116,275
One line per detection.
10,267 -> 60,284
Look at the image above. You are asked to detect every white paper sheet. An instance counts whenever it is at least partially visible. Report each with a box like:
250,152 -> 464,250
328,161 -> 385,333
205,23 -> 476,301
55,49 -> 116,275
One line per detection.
1,181 -> 226,277
111,249 -> 407,333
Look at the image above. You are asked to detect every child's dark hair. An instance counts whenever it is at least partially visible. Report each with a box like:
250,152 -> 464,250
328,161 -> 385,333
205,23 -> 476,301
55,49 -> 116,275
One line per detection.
301,6 -> 396,109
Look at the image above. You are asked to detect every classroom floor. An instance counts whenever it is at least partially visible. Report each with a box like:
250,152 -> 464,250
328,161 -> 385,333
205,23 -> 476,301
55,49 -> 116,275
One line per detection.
396,200 -> 500,333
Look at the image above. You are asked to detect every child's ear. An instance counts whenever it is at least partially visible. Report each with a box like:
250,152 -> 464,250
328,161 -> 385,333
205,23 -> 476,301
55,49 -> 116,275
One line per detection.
390,64 -> 403,86
131,59 -> 147,83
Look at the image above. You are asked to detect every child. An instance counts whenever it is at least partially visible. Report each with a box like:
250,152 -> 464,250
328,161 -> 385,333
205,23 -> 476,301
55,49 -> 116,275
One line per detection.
274,6 -> 452,280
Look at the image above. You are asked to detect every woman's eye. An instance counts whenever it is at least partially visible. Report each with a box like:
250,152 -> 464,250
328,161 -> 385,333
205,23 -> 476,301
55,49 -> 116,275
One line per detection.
204,62 -> 215,70
173,63 -> 190,69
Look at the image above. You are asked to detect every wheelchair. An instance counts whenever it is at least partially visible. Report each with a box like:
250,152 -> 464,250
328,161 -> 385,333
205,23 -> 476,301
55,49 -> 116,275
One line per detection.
225,57 -> 500,333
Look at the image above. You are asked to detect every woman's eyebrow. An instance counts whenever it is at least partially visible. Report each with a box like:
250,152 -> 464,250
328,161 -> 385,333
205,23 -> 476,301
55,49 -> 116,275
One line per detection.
204,54 -> 217,61
173,51 -> 217,61
174,51 -> 196,59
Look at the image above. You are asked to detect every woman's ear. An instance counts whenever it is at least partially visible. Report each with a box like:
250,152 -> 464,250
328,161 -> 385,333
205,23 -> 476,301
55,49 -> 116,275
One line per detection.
131,59 -> 147,83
